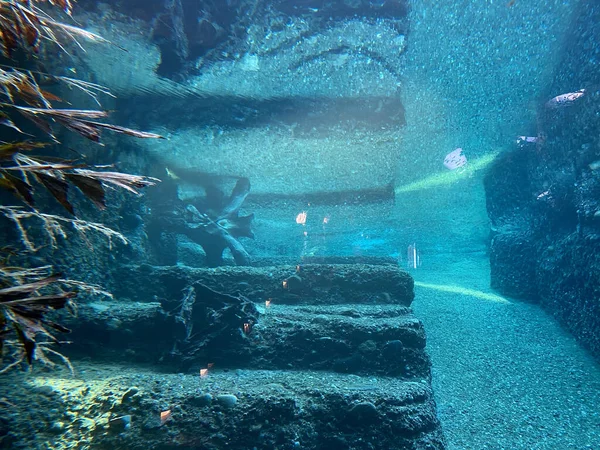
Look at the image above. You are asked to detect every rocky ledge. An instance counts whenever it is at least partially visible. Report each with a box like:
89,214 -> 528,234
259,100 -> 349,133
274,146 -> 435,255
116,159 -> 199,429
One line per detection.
1,264 -> 445,449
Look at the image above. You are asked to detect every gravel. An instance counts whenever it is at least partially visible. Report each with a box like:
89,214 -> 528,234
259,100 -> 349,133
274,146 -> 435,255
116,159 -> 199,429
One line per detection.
412,254 -> 600,450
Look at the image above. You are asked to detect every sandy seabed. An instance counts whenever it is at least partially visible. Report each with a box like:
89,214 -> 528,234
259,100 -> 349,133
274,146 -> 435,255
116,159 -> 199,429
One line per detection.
412,254 -> 600,450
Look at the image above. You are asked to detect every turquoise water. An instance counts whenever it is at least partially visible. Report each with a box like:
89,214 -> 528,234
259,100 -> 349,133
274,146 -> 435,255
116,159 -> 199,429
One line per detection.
1,0 -> 599,449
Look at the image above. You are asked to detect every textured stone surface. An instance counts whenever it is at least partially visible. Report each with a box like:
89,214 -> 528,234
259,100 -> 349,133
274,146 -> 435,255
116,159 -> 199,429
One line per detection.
114,263 -> 414,306
248,304 -> 429,378
4,263 -> 443,449
66,301 -> 429,379
0,365 -> 444,450
484,2 -> 600,362
67,265 -> 420,374
70,6 -> 408,195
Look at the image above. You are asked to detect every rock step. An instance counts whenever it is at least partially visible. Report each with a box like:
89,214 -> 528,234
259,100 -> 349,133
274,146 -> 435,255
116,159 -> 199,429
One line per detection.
246,304 -> 429,378
65,302 -> 428,378
0,364 -> 444,450
114,263 -> 414,306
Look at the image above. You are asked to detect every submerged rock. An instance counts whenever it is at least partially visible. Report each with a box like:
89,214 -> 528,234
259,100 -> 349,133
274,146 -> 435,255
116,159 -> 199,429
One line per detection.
108,415 -> 131,431
216,394 -> 238,409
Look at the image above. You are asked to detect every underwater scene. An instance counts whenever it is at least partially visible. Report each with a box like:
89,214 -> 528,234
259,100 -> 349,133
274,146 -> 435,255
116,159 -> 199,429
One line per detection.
1,0 -> 600,449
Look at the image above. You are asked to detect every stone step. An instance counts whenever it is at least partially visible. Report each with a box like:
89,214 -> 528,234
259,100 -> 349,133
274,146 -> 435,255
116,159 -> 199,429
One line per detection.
65,302 -> 429,379
114,263 -> 414,307
246,304 -> 429,379
0,364 -> 445,450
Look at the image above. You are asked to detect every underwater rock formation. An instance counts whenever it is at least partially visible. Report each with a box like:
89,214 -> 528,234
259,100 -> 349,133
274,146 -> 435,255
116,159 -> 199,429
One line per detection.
0,363 -> 443,450
79,0 -> 409,79
114,263 -> 415,306
151,0 -> 189,76
66,264 -> 418,371
41,262 -> 444,449
484,3 -> 600,362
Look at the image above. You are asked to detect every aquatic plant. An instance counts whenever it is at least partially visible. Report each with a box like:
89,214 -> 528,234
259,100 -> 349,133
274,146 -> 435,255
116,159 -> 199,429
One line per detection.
0,266 -> 74,373
0,0 -> 163,371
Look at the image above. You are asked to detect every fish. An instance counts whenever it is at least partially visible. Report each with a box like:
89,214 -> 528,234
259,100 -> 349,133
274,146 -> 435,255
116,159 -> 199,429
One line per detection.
537,190 -> 550,200
160,410 -> 172,425
589,161 -> 600,171
165,167 -> 180,180
516,136 -> 538,145
296,211 -> 307,225
443,148 -> 467,170
545,89 -> 585,108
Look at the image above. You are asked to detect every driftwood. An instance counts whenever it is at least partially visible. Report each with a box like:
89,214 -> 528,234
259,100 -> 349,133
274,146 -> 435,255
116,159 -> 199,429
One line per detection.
159,177 -> 255,266
160,281 -> 259,369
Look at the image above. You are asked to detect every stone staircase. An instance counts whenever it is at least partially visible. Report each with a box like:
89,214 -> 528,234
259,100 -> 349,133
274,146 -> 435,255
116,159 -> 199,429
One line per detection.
42,263 -> 447,449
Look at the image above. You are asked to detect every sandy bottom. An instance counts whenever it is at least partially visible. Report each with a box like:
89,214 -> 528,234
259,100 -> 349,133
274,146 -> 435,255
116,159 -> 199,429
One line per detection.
411,254 -> 600,450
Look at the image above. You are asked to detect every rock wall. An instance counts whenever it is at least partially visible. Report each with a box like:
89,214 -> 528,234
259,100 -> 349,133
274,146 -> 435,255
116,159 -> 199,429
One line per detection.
484,2 -> 600,361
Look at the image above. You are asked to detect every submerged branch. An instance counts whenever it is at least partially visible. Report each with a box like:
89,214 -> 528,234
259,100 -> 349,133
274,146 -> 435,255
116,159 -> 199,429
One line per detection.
0,206 -> 129,251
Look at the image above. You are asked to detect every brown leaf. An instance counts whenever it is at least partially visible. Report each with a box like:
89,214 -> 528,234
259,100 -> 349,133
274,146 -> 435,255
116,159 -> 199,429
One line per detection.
65,173 -> 106,209
0,170 -> 34,206
13,325 -> 36,365
79,120 -> 166,139
39,89 -> 62,103
45,320 -> 71,334
73,169 -> 160,194
16,83 -> 52,107
56,0 -> 75,15
7,106 -> 163,142
55,116 -> 101,142
0,113 -> 26,134
34,172 -> 74,214
0,141 -> 48,160
11,106 -> 109,120
3,292 -> 76,309
4,162 -> 78,172
0,20 -> 19,58
11,4 -> 40,49
23,17 -> 40,48
16,109 -> 56,139
0,274 -> 61,298
1,72 -> 56,108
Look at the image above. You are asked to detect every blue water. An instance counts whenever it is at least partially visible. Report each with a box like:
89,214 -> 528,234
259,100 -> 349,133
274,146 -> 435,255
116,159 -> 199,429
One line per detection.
1,1 -> 600,449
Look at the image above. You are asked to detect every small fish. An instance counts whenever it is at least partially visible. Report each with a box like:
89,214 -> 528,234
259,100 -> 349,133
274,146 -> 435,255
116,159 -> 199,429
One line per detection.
443,148 -> 467,170
537,190 -> 550,200
545,89 -> 585,108
589,161 -> 600,171
160,410 -> 172,425
516,136 -> 538,145
296,211 -> 307,225
165,167 -> 180,180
